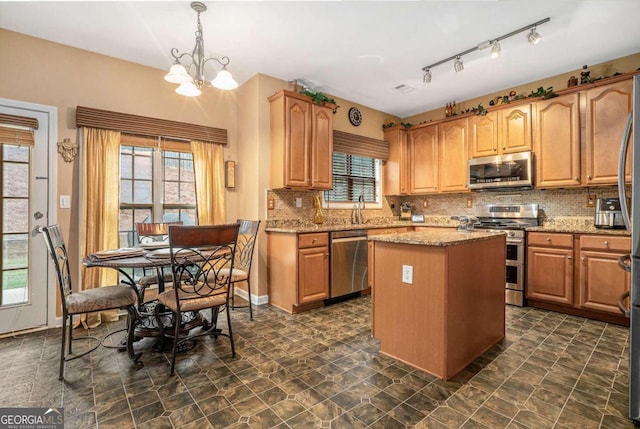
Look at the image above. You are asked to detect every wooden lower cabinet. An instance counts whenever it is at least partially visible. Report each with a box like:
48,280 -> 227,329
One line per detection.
267,232 -> 328,313
578,235 -> 631,314
527,245 -> 574,305
526,232 -> 630,324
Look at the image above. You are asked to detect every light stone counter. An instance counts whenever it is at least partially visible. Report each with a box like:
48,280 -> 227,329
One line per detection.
527,217 -> 630,236
368,229 -> 505,247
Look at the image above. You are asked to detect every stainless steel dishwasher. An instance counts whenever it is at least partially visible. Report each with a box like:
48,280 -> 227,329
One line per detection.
329,229 -> 368,301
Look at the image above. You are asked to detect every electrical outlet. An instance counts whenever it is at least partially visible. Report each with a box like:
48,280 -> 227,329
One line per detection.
466,196 -> 473,208
586,194 -> 597,207
59,195 -> 70,209
296,197 -> 302,208
267,198 -> 275,210
402,265 -> 413,284
422,200 -> 428,209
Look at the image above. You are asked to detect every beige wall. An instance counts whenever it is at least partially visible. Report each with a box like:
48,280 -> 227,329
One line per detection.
405,52 -> 640,125
0,29 -> 239,292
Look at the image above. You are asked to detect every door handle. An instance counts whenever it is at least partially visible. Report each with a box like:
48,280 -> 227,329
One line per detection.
33,211 -> 44,219
618,290 -> 630,318
618,254 -> 631,272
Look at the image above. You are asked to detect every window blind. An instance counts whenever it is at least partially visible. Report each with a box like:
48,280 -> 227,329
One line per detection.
333,130 -> 389,161
0,113 -> 39,130
120,134 -> 191,153
325,152 -> 378,203
76,106 -> 227,145
0,126 -> 34,147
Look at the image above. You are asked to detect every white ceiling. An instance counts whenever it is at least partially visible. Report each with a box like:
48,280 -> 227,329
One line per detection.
1,1 -> 639,118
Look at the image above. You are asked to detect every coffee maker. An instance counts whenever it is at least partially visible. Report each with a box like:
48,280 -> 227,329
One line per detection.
594,197 -> 626,229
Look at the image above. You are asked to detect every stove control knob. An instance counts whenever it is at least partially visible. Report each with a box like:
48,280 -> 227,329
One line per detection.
508,231 -> 516,237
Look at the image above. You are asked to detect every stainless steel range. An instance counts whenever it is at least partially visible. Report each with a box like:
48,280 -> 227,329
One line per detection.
474,204 -> 540,306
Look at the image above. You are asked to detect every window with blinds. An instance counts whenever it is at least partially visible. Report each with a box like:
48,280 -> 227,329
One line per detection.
324,152 -> 380,204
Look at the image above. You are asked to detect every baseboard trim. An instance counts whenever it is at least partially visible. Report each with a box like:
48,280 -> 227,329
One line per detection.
233,287 -> 268,306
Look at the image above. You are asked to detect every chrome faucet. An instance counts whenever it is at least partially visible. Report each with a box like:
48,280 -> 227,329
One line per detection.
352,195 -> 365,224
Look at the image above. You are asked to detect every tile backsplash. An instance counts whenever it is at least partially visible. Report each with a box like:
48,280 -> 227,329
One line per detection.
266,186 -> 624,226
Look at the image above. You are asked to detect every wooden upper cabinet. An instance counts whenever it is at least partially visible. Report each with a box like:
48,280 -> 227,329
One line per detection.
284,96 -> 311,187
534,93 -> 581,188
382,127 -> 409,195
500,104 -> 532,154
439,118 -> 468,192
268,90 -> 333,190
409,124 -> 439,194
310,104 -> 333,189
469,111 -> 499,158
584,79 -> 633,185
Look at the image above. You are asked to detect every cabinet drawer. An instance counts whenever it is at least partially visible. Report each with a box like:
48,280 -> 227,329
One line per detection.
298,232 -> 328,248
580,235 -> 630,252
528,232 -> 573,248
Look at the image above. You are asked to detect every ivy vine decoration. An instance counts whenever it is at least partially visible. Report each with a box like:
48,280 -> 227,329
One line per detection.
476,104 -> 487,116
382,121 -> 397,129
528,86 -> 558,100
400,122 -> 413,129
299,89 -> 340,114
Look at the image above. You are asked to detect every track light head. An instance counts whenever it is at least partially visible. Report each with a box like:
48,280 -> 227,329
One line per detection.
423,68 -> 432,83
453,56 -> 464,73
490,40 -> 501,59
527,27 -> 542,45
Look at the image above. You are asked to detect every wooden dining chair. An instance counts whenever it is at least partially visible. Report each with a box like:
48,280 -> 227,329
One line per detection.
223,219 -> 260,320
156,223 -> 240,375
40,225 -> 140,380
136,221 -> 182,296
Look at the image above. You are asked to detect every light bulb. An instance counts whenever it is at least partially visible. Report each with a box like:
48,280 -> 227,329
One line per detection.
490,41 -> 501,59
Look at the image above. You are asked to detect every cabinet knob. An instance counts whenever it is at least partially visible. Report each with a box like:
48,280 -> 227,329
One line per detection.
567,255 -> 572,260
581,256 -> 585,261
604,241 -> 609,246
588,175 -> 592,180
502,147 -> 506,150
574,176 -> 579,180
312,238 -> 317,243
494,147 -> 498,152
546,237 -> 551,242
325,252 -> 329,256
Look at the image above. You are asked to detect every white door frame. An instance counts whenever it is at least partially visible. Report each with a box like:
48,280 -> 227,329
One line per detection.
0,97 -> 58,330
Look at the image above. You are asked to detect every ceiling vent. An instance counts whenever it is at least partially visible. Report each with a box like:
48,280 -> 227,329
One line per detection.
394,84 -> 415,94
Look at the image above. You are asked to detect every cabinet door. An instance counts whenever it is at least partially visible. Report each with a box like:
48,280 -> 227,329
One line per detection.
584,79 -> 633,185
310,104 -> 333,189
383,128 -> 409,195
284,96 -> 311,187
534,93 -> 581,188
500,104 -> 532,154
298,246 -> 329,304
409,125 -> 438,194
527,246 -> 574,305
578,250 -> 630,314
439,118 -> 468,192
469,111 -> 499,158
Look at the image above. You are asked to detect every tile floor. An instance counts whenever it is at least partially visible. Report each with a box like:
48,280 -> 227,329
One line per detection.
0,296 -> 636,429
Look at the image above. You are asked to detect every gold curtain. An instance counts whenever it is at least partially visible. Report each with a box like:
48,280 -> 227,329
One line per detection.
191,140 -> 225,225
79,127 -> 121,328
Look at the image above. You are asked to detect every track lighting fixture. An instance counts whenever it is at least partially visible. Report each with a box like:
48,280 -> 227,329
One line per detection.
453,56 -> 464,73
527,27 -> 542,45
490,40 -> 501,59
423,68 -> 432,83
421,17 -> 549,83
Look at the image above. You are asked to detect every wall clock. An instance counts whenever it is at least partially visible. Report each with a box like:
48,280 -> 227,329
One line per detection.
348,107 -> 362,126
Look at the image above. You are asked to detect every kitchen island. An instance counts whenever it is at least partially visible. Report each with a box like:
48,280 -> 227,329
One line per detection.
369,229 -> 506,380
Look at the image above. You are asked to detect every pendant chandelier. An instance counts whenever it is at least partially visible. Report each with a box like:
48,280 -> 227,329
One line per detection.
164,1 -> 238,96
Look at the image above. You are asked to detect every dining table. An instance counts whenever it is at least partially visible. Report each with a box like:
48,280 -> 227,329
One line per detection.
82,246 -> 206,348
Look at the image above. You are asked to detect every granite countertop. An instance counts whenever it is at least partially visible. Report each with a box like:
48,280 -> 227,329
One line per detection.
265,216 -> 456,233
526,217 -> 630,236
265,216 -> 631,236
368,229 -> 506,247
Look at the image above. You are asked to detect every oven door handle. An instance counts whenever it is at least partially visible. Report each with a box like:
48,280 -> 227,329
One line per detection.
506,238 -> 523,244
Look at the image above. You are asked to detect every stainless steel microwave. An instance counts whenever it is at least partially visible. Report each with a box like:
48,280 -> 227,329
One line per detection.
468,151 -> 533,190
